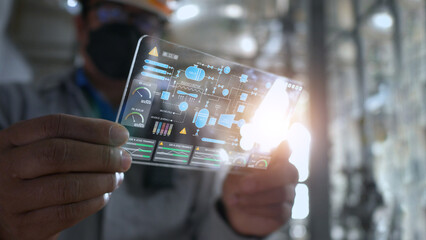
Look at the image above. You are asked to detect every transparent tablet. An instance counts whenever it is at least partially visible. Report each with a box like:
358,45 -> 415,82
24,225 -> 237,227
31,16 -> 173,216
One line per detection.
116,36 -> 303,171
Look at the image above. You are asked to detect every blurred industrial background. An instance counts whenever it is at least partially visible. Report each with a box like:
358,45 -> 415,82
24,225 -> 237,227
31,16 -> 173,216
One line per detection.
0,0 -> 425,239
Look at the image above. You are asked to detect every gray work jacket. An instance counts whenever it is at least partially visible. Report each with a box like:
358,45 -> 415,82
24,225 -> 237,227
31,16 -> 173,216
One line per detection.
0,69 -> 257,240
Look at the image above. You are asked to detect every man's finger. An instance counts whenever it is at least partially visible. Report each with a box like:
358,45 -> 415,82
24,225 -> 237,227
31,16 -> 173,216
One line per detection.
236,185 -> 295,207
20,194 -> 109,240
270,141 -> 291,168
6,139 -> 131,179
237,162 -> 298,194
10,173 -> 123,213
0,114 -> 129,150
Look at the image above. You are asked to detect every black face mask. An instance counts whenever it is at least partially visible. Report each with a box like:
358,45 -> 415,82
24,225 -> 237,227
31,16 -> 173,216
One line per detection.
86,22 -> 141,80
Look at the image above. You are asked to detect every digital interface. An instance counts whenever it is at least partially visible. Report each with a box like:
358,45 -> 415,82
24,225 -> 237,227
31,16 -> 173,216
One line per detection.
116,36 -> 303,171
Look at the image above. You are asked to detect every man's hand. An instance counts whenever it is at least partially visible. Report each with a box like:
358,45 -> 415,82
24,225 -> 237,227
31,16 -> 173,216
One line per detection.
0,114 -> 132,240
222,142 -> 298,237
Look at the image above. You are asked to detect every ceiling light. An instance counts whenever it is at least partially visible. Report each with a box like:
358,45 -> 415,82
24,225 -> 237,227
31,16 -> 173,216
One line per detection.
224,4 -> 244,19
372,11 -> 394,30
240,35 -> 258,57
176,4 -> 200,21
67,0 -> 78,7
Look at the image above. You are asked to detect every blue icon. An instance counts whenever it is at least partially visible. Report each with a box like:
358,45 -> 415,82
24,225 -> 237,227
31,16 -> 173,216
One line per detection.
240,74 -> 248,83
218,114 -> 236,128
143,66 -> 168,75
224,66 -> 231,74
266,82 -> 272,89
193,108 -> 209,128
145,59 -> 169,69
237,105 -> 245,113
179,102 -> 189,111
177,90 -> 198,98
208,118 -> 217,126
201,138 -> 226,145
185,65 -> 205,81
240,93 -> 248,101
222,89 -> 229,96
142,72 -> 168,81
161,91 -> 170,100
237,119 -> 245,128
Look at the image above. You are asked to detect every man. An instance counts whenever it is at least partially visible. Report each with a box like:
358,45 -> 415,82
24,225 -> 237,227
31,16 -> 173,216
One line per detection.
0,0 -> 299,239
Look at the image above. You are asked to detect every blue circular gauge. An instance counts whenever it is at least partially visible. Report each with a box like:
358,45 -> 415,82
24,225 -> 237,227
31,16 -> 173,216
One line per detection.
179,102 -> 189,111
222,89 -> 229,96
132,87 -> 152,100
224,66 -> 231,74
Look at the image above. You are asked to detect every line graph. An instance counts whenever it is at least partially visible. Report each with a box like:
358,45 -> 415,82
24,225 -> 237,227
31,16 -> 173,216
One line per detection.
123,137 -> 156,162
190,146 -> 222,168
153,141 -> 193,165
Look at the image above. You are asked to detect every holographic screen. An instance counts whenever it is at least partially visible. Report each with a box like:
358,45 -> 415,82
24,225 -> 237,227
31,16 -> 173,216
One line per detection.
116,36 -> 303,171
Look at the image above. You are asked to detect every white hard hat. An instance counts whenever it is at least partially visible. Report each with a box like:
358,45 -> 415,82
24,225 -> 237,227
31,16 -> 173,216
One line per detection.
109,0 -> 172,19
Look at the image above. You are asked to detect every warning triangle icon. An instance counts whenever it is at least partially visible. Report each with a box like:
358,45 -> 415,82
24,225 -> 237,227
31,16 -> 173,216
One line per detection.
159,142 -> 164,146
179,128 -> 187,135
149,47 -> 159,57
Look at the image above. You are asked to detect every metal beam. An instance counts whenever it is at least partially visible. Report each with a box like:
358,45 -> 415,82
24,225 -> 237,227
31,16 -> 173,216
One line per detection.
307,0 -> 331,239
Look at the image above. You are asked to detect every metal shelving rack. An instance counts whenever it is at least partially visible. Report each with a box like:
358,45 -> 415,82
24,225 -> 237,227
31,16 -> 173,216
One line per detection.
326,0 -> 426,239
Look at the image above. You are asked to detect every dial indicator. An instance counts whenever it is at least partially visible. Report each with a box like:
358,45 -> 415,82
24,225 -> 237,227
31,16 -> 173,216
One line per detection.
124,112 -> 145,126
